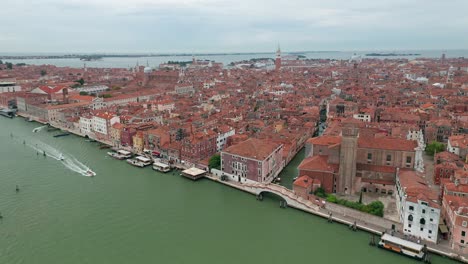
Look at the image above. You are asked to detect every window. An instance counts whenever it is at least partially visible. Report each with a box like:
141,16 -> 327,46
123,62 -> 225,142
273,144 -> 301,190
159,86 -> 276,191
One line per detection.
462,240 -> 465,244
408,224 -> 412,228
409,206 -> 414,211
462,231 -> 466,237
367,153 -> 372,160
422,209 -> 426,214
408,215 -> 413,221
420,218 -> 426,225
420,227 -> 424,231
429,230 -> 432,234
463,221 -> 468,227
430,218 -> 433,222
406,156 -> 412,164
386,155 -> 391,161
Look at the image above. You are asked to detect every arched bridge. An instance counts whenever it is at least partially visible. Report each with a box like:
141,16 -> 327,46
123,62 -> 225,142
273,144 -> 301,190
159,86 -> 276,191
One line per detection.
239,183 -> 321,211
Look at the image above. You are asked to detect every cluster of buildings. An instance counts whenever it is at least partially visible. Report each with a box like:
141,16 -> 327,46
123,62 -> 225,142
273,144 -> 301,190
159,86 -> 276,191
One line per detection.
1,50 -> 468,253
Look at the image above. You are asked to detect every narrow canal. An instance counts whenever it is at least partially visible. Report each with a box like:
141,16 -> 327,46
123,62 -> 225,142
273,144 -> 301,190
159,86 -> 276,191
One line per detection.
0,118 -> 456,264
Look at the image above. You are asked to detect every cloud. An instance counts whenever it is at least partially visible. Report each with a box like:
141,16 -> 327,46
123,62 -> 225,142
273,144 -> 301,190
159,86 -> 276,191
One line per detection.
0,0 -> 467,52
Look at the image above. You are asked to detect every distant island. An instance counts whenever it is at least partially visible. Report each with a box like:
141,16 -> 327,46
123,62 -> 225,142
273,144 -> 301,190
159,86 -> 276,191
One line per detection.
365,53 -> 421,56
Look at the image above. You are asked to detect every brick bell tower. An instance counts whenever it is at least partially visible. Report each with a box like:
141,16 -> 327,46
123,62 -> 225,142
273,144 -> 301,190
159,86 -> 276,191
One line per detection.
338,123 -> 359,195
275,45 -> 281,71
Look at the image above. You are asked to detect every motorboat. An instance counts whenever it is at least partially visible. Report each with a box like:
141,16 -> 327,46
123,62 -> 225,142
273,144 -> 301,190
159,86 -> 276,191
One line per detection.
126,159 -> 146,168
59,154 -> 65,161
85,169 -> 96,177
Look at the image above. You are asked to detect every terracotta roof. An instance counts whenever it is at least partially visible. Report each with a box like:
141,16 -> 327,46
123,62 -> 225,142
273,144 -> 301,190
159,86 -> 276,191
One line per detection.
307,136 -> 341,146
293,175 -> 313,188
358,136 -> 417,151
398,170 -> 439,208
298,155 -> 338,172
222,138 -> 281,160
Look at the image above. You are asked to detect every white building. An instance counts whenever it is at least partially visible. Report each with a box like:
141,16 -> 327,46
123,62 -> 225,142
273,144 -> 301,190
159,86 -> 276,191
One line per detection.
216,126 -> 235,152
92,113 -> 120,136
396,169 -> 440,243
79,115 -> 93,135
0,78 -> 21,93
74,85 -> 109,94
157,101 -> 175,112
203,81 -> 215,89
353,113 -> 371,122
175,85 -> 195,94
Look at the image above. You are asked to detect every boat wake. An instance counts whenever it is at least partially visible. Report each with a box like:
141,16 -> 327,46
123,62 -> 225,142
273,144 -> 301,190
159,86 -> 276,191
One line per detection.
32,125 -> 47,133
25,140 -> 96,177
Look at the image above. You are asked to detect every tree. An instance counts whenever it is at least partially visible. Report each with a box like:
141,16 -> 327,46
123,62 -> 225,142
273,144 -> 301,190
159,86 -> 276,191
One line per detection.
40,69 -> 47,76
313,187 -> 327,198
425,141 -> 445,156
175,128 -> 185,141
208,154 -> 221,170
76,78 -> 85,86
79,91 -> 89,96
0,60 -> 3,64
6,62 -> 13,70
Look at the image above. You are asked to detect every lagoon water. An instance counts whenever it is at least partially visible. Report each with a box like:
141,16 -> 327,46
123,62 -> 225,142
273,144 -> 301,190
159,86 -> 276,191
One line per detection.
3,49 -> 468,69
0,117 -> 457,263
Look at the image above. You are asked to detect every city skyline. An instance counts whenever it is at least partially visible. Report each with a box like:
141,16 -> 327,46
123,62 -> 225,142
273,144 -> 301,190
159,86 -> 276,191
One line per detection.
1,0 -> 467,53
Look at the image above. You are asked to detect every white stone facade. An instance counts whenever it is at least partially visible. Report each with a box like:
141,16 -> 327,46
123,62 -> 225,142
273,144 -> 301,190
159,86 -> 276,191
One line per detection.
216,128 -> 235,152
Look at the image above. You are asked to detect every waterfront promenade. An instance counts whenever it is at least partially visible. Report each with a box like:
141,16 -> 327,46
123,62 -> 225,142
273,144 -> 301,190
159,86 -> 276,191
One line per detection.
204,174 -> 468,263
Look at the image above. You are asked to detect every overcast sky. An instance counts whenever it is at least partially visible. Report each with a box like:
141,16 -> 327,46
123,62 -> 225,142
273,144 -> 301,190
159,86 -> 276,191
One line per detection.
1,0 -> 467,53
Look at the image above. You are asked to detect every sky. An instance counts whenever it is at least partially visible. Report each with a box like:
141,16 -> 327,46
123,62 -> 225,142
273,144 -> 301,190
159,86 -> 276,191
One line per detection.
1,0 -> 467,53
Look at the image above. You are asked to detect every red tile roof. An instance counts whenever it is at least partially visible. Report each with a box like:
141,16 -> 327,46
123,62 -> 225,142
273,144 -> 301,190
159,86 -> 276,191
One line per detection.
298,155 -> 338,172
358,136 -> 417,151
293,175 -> 313,188
223,138 -> 281,160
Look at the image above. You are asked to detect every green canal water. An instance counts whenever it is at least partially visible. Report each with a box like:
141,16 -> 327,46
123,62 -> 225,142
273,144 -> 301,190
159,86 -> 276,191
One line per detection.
0,118 -> 456,264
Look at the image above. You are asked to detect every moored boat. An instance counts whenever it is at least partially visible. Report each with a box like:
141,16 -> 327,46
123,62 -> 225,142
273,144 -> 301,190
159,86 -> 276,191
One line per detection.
107,150 -> 133,160
126,159 -> 146,168
134,156 -> 152,167
153,161 -> 171,173
0,108 -> 15,118
53,132 -> 70,138
378,233 -> 426,260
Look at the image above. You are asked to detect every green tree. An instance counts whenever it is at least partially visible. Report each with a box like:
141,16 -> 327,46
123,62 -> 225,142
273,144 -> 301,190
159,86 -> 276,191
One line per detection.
175,128 -> 185,141
425,141 -> 445,156
313,187 -> 327,198
79,91 -> 89,96
76,78 -> 85,86
6,62 -> 13,69
208,154 -> 221,170
0,60 -> 3,64
40,69 -> 47,76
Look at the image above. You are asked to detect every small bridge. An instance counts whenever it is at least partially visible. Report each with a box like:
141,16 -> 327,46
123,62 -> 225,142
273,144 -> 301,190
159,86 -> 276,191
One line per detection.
238,183 -> 321,211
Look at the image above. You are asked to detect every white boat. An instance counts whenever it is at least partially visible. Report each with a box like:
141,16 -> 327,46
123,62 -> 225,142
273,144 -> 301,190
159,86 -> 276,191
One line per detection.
135,156 -> 152,167
59,154 -> 65,161
378,233 -> 426,260
153,161 -> 171,173
85,169 -> 96,177
107,150 -> 133,160
126,159 -> 146,168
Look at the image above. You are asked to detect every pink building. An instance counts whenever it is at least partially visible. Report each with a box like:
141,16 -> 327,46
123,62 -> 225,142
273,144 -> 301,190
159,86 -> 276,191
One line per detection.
221,138 -> 284,183
442,194 -> 468,253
